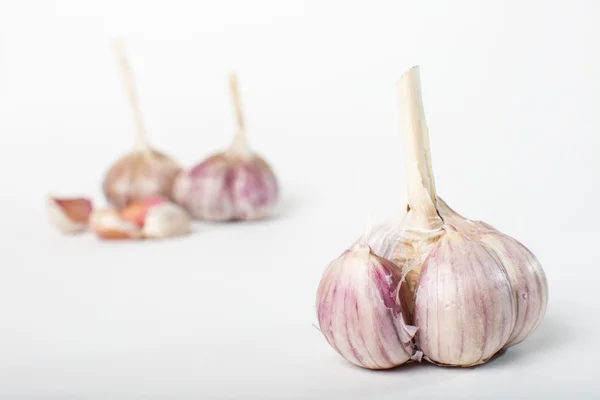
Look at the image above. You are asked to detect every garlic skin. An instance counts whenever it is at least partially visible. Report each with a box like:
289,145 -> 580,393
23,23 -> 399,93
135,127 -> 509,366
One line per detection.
316,243 -> 417,369
103,153 -> 180,210
46,196 -> 93,234
173,72 -> 279,221
142,202 -> 190,239
414,228 -> 516,366
436,198 -> 548,348
103,39 -> 181,210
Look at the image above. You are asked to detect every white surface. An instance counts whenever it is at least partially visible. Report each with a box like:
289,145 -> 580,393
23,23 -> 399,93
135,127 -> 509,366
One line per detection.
0,0 -> 599,398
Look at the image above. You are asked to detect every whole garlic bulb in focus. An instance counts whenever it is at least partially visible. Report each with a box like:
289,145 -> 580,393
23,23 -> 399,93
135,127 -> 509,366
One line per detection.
317,66 -> 548,369
102,40 -> 181,210
173,72 -> 279,221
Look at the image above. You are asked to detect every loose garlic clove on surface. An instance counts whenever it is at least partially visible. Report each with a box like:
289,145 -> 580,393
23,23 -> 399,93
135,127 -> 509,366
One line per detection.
173,72 -> 279,221
119,196 -> 168,227
142,202 -> 190,239
316,243 -> 417,369
46,196 -> 93,234
414,227 -> 516,366
103,39 -> 181,210
322,66 -> 548,369
90,209 -> 142,240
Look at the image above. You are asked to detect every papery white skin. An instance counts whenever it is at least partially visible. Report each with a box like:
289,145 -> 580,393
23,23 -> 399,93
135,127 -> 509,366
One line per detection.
414,229 -> 516,366
436,198 -> 548,347
143,202 -> 191,239
316,244 -> 417,369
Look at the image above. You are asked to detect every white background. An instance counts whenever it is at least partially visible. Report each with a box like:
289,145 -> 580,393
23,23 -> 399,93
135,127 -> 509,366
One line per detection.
0,0 -> 598,398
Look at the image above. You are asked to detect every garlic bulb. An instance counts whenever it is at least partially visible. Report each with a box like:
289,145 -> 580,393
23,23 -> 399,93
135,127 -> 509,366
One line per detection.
319,66 -> 548,369
46,196 -> 93,234
173,72 -> 279,221
102,39 -> 181,210
316,243 -> 418,369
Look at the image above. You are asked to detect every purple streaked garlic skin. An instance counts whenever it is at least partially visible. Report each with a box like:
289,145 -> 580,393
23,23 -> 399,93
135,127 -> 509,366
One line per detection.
414,228 -> 516,366
436,198 -> 548,348
316,243 -> 417,369
102,150 -> 181,210
173,152 -> 278,221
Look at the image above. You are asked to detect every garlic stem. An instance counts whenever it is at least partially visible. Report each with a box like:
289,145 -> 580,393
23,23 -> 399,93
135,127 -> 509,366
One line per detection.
112,38 -> 151,153
397,66 -> 439,226
227,71 -> 249,156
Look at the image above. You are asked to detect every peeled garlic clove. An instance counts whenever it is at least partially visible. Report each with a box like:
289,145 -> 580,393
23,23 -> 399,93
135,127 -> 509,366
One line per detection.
103,39 -> 181,210
90,209 -> 142,240
46,196 -> 93,234
414,228 -> 516,366
119,195 -> 169,227
316,243 -> 417,369
142,202 -> 190,239
172,72 -> 279,221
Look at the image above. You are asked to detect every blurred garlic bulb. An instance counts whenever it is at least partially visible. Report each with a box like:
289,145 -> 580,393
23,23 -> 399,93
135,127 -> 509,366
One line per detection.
102,39 -> 181,210
173,72 -> 279,221
316,243 -> 418,369
319,66 -> 548,369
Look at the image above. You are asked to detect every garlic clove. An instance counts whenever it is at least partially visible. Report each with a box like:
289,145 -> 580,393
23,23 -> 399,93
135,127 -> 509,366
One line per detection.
103,39 -> 181,210
119,195 -> 169,227
46,196 -> 93,234
476,232 -> 548,347
436,197 -> 548,347
172,72 -> 279,221
90,209 -> 142,240
142,202 -> 191,239
414,228 -> 516,366
316,243 -> 417,369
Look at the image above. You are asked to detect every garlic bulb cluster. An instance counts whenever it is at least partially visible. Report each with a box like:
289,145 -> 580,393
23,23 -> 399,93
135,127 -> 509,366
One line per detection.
102,40 -> 181,210
316,66 -> 548,369
173,72 -> 279,221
